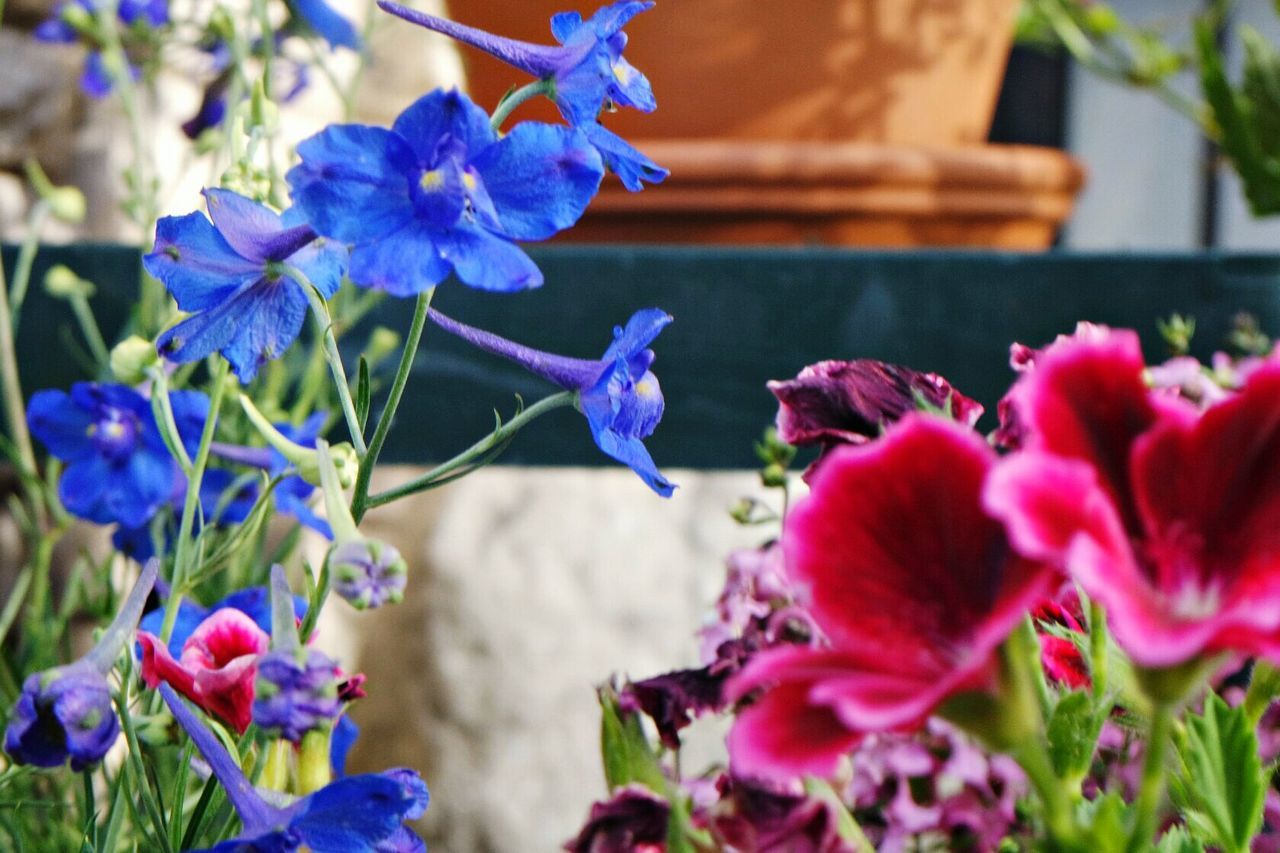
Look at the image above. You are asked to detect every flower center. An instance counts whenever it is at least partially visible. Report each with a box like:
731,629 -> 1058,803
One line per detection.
88,410 -> 139,459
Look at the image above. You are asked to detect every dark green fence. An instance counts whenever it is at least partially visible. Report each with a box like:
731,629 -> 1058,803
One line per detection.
7,244 -> 1280,469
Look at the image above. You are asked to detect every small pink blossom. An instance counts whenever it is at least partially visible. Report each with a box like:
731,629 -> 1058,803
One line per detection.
138,608 -> 269,732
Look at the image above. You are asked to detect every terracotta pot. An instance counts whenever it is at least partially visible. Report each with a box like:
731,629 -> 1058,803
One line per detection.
458,0 -> 1020,146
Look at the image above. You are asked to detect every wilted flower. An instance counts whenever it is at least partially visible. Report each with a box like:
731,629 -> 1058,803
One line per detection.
3,561 -> 157,769
428,307 -> 675,495
288,88 -> 604,295
144,188 -> 347,382
726,415 -> 1056,781
565,784 -> 670,853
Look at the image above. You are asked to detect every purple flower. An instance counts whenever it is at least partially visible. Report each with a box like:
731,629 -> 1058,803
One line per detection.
288,88 -> 603,296
144,189 -> 346,382
28,382 -> 206,528
329,539 -> 408,610
377,0 -> 667,191
253,647 -> 344,743
428,307 -> 675,495
35,0 -> 167,98
707,776 -> 854,853
4,561 -> 158,769
565,784 -> 669,853
159,683 -> 427,852
621,666 -> 731,751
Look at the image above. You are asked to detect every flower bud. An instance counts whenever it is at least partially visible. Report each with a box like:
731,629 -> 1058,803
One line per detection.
365,327 -> 402,366
328,539 -> 408,610
253,648 -> 343,743
44,265 -> 93,299
110,335 -> 159,384
3,664 -> 119,770
296,441 -> 357,489
25,159 -> 87,224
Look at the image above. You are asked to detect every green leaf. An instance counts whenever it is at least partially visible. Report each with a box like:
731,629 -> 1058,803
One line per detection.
1154,826 -> 1207,853
598,685 -> 666,794
1075,791 -> 1129,853
355,356 -> 371,432
1170,693 -> 1266,853
1047,689 -> 1105,783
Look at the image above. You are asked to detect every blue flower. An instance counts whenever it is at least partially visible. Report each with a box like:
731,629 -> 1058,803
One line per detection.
377,0 -> 667,191
137,586 -> 308,659
289,0 -> 361,50
287,88 -> 604,296
28,383 -> 207,528
112,467 -> 260,562
159,683 -> 427,852
144,189 -> 347,383
427,308 -> 675,496
4,561 -> 158,770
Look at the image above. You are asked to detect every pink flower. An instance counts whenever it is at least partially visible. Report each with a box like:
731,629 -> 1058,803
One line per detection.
985,327 -> 1280,670
726,415 -> 1055,781
138,608 -> 269,732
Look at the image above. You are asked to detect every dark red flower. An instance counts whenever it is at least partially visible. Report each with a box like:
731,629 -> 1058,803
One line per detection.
768,360 -> 982,451
565,784 -> 669,853
726,415 -> 1055,781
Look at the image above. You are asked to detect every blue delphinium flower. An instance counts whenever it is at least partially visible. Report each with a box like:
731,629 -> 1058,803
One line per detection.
28,383 -> 207,528
144,188 -> 347,383
35,0 -> 168,98
4,561 -> 158,769
287,88 -> 604,296
428,308 -> 675,496
159,683 -> 428,852
377,0 -> 667,191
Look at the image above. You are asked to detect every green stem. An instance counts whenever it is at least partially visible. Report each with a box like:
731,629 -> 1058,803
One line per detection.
490,78 -> 555,132
1244,659 -> 1280,727
364,390 -> 577,510
159,358 -> 231,646
350,288 -> 433,522
1128,702 -> 1173,852
1089,598 -> 1108,702
9,200 -> 49,329
0,236 -> 41,528
149,369 -> 194,474
297,271 -> 367,456
69,292 -> 112,369
1013,738 -> 1076,845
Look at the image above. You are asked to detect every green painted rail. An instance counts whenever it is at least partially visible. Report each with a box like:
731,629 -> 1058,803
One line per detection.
7,244 -> 1280,469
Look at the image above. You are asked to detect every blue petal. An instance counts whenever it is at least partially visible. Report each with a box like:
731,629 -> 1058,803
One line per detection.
138,597 -> 209,656
291,0 -> 361,50
587,1 -> 653,38
437,225 -> 542,292
34,17 -> 77,43
374,827 -> 426,852
580,123 -> 668,192
144,212 -> 261,310
80,52 -> 116,99
586,422 -> 674,497
59,455 -> 115,524
166,389 -> 213,458
330,714 -> 359,777
608,55 -> 656,112
291,775 -> 414,850
602,308 -> 672,363
390,89 -> 495,165
117,448 -> 182,527
282,209 -> 348,299
348,222 -> 451,297
471,123 -> 603,241
276,476 -> 333,539
203,189 -> 315,263
289,125 -> 418,244
157,277 -> 309,382
200,468 -> 259,524
28,389 -> 94,461
549,10 -> 583,44
551,59 -> 611,125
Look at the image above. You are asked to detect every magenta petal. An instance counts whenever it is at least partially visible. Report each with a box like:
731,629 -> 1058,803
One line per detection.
785,415 -> 1053,668
1012,327 -> 1156,528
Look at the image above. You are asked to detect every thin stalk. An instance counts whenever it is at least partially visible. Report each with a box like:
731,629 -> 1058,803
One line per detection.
9,200 -> 49,329
365,390 -> 576,509
490,78 -> 555,132
1089,598 -> 1108,702
159,358 -> 231,646
1013,738 -> 1076,845
296,270 -> 367,456
68,292 -> 112,369
350,288 -> 433,522
116,688 -> 175,853
1127,702 -> 1173,852
0,239 -> 42,528
0,565 -> 31,648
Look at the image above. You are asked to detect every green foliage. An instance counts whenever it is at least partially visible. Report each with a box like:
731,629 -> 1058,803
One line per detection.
1169,693 -> 1267,853
1154,826 -> 1207,853
1047,690 -> 1106,785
